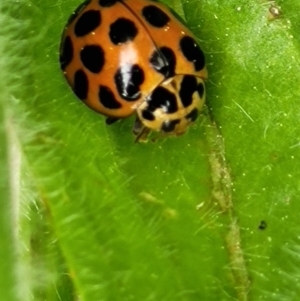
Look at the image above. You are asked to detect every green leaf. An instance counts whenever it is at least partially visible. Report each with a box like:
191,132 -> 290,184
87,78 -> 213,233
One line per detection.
1,0 -> 300,300
0,74 -> 19,301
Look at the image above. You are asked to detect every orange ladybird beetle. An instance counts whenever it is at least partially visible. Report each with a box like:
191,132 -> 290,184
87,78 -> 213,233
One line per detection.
59,0 -> 207,141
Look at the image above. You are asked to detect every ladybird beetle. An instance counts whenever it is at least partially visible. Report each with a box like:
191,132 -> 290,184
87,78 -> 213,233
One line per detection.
60,0 -> 207,141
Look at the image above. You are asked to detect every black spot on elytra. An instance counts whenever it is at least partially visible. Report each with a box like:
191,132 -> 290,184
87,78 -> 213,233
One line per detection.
141,110 -> 155,121
147,86 -> 177,113
185,108 -> 198,122
98,0 -> 118,7
180,36 -> 205,71
99,86 -> 122,109
74,10 -> 101,37
74,70 -> 89,100
160,47 -> 176,77
197,82 -> 205,98
142,5 -> 170,28
114,64 -> 144,100
179,75 -> 198,108
80,45 -> 105,73
60,36 -> 73,70
150,47 -> 176,77
149,50 -> 165,76
161,119 -> 180,132
67,0 -> 91,27
109,18 -> 138,45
